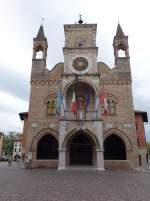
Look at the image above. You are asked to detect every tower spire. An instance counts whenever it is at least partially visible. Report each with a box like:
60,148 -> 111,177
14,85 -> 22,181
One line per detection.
113,23 -> 130,71
32,24 -> 48,60
36,24 -> 46,39
116,23 -> 125,36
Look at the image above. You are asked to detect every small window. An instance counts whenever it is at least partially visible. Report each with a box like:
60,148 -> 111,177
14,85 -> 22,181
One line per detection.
36,50 -> 43,59
47,97 -> 56,115
118,49 -> 126,57
101,99 -> 116,115
51,100 -> 56,114
110,100 -> 115,114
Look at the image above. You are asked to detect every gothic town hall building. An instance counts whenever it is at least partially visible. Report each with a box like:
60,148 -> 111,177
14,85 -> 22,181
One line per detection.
19,20 -> 148,170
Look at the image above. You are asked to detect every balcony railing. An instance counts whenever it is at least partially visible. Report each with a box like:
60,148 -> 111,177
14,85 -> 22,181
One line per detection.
60,111 -> 100,121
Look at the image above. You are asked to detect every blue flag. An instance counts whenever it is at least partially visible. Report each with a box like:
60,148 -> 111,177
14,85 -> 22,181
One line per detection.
56,80 -> 63,114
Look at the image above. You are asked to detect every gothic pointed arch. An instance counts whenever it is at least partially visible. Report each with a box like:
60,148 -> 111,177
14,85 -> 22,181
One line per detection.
30,128 -> 59,153
37,134 -> 58,159
69,132 -> 93,165
63,79 -> 99,97
62,129 -> 99,165
107,94 -> 117,115
62,128 -> 100,149
104,134 -> 126,160
63,80 -> 98,113
104,128 -> 132,151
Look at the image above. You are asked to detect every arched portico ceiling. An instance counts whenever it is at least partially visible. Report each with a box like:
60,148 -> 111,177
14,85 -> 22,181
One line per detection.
30,128 -> 59,152
104,128 -> 132,151
62,128 -> 100,149
63,79 -> 99,97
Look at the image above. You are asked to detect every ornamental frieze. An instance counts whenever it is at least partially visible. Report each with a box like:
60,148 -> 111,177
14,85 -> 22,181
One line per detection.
31,79 -> 57,85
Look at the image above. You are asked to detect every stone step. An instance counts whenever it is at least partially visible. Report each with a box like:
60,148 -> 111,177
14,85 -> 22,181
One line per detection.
66,166 -> 97,171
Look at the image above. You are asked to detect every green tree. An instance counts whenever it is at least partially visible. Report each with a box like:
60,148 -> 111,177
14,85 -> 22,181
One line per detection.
3,131 -> 21,158
147,142 -> 150,155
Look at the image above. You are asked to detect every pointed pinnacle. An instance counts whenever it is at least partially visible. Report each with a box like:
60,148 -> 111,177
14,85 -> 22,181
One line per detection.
36,24 -> 46,39
116,23 -> 125,36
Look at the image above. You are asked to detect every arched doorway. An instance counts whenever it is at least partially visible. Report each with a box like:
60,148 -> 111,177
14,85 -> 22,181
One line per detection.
69,132 -> 93,165
37,134 -> 58,160
14,155 -> 20,161
104,134 -> 126,160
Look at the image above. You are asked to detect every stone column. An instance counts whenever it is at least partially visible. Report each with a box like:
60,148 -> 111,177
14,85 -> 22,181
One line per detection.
95,96 -> 101,120
96,149 -> 105,171
58,121 -> 67,170
58,148 -> 66,170
94,121 -> 105,170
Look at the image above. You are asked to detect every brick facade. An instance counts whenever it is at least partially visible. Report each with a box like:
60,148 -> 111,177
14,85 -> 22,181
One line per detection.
19,21 -> 148,170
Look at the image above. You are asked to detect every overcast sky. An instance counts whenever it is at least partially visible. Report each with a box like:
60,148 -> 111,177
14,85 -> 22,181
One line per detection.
0,0 -> 150,141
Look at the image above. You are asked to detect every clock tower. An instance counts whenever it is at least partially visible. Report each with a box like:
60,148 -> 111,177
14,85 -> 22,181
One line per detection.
63,21 -> 98,74
58,19 -> 104,170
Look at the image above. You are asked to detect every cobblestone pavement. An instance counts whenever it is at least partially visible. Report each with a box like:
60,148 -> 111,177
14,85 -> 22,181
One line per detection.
0,162 -> 150,201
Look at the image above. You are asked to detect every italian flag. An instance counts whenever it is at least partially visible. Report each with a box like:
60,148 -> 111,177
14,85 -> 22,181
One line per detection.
71,92 -> 77,113
100,86 -> 108,114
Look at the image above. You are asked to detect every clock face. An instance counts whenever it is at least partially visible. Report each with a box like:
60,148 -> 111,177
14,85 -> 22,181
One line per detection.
72,57 -> 88,71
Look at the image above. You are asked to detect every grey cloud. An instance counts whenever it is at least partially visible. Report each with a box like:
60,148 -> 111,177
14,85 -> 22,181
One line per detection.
0,65 -> 30,101
0,104 -> 18,115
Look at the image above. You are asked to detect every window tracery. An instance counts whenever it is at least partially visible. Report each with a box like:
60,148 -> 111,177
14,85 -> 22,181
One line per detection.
47,95 -> 56,115
101,96 -> 116,115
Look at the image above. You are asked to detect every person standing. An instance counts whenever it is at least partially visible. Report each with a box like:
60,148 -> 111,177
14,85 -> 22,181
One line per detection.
8,156 -> 12,166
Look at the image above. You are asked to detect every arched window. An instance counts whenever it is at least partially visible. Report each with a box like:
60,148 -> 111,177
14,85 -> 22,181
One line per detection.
110,100 -> 115,114
118,49 -> 126,57
47,96 -> 56,115
51,100 -> 56,114
102,99 -> 116,115
36,50 -> 43,59
117,43 -> 127,58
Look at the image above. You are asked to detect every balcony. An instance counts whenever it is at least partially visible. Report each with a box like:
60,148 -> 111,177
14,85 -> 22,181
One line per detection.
60,111 -> 100,121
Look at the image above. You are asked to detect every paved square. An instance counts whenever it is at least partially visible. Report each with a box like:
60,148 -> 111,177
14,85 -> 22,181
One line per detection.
0,162 -> 150,201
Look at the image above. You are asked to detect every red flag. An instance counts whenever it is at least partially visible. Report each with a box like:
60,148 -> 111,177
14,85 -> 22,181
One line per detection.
100,86 -> 108,114
71,92 -> 77,113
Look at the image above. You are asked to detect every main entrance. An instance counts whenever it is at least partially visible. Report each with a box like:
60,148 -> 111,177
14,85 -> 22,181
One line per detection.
69,132 -> 93,165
